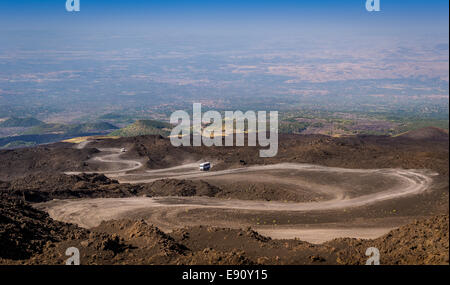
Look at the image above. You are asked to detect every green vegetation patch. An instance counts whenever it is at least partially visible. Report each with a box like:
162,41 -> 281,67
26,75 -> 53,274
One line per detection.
23,122 -> 118,136
109,120 -> 173,137
0,117 -> 43,128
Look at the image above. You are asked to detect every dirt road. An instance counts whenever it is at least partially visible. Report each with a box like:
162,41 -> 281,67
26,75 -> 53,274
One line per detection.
37,143 -> 438,243
66,147 -> 143,175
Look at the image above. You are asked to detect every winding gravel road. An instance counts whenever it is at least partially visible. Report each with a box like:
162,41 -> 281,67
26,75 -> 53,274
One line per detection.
38,143 -> 437,242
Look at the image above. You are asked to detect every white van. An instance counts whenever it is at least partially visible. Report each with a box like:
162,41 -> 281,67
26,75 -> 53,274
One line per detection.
199,162 -> 211,171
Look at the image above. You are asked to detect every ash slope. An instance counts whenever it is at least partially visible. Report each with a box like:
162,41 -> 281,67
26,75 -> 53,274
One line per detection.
0,127 -> 448,181
0,128 -> 448,265
0,198 -> 448,265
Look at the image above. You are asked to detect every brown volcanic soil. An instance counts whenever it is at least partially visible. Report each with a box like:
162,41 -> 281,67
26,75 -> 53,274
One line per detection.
0,128 -> 448,265
87,128 -> 448,175
0,197 -> 447,265
0,143 -> 99,181
0,173 -> 226,203
328,215 -> 449,265
0,197 -> 87,260
0,173 -> 328,204
0,127 -> 448,181
398,126 -> 449,141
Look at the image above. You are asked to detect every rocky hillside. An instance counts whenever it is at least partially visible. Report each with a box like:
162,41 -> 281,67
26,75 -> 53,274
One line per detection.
1,196 -> 447,265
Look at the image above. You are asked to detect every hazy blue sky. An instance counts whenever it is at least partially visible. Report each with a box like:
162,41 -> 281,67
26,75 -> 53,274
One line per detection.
0,0 -> 448,37
0,1 -> 448,119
